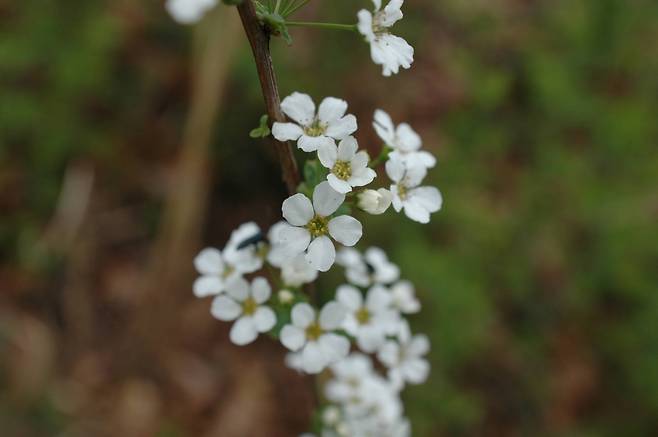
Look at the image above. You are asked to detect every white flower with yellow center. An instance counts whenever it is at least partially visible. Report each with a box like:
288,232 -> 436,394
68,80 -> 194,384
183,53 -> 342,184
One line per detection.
193,222 -> 264,298
386,157 -> 442,224
318,136 -> 376,194
373,109 -> 436,171
272,92 -> 357,152
280,302 -> 350,374
357,0 -> 414,76
377,321 -> 430,390
337,247 -> 400,288
211,277 -> 276,346
337,284 -> 400,353
277,182 -> 363,272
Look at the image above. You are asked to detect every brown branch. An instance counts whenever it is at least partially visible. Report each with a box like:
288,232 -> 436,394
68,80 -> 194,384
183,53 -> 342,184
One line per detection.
237,0 -> 300,194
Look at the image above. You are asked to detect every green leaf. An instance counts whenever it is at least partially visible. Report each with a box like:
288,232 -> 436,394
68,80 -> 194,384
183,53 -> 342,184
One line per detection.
303,159 -> 328,189
249,114 -> 271,138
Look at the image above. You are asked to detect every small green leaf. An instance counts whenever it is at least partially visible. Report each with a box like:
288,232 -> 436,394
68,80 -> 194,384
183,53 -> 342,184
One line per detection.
249,114 -> 271,138
303,159 -> 328,189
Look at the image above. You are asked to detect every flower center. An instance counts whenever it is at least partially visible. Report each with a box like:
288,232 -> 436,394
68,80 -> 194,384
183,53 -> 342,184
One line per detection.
372,12 -> 390,35
306,215 -> 329,238
242,297 -> 258,316
355,307 -> 371,325
222,265 -> 235,279
305,321 -> 324,341
397,183 -> 409,200
304,119 -> 326,137
332,160 -> 352,180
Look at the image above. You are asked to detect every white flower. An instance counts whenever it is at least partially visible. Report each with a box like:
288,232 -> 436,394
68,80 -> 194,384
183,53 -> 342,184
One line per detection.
193,222 -> 264,297
337,247 -> 400,287
272,92 -> 357,152
281,254 -> 319,287
337,285 -> 400,353
280,302 -> 350,374
210,277 -> 276,346
318,136 -> 376,194
166,0 -> 216,24
357,0 -> 414,76
357,188 -> 393,215
377,321 -> 430,390
278,182 -> 363,272
390,280 -> 420,314
373,109 -> 436,170
386,157 -> 442,224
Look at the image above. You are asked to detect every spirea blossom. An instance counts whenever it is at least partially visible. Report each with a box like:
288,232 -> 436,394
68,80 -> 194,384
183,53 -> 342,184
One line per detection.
357,0 -> 414,76
272,93 -> 357,152
193,222 -> 264,297
386,157 -> 442,224
318,136 -> 376,194
373,109 -> 436,170
280,302 -> 350,373
337,247 -> 400,287
377,321 -> 430,390
211,277 -> 276,345
277,181 -> 363,272
357,188 -> 393,215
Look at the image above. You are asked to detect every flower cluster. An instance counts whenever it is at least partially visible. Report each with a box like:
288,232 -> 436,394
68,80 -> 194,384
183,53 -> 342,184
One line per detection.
174,0 -> 439,434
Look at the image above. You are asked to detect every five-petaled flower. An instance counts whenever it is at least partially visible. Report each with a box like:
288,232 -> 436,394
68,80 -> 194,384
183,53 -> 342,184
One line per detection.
386,157 -> 442,224
272,92 -> 357,152
211,277 -> 276,346
278,181 -> 363,272
318,136 -> 377,194
337,247 -> 400,288
357,0 -> 414,76
193,222 -> 264,298
377,320 -> 430,390
280,302 -> 350,373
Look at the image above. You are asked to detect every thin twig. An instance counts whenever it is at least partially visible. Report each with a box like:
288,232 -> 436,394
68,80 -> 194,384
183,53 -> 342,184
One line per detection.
237,0 -> 300,194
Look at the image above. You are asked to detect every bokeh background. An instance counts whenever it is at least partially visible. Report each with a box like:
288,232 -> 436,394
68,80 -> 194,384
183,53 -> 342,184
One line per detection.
2,0 -> 658,436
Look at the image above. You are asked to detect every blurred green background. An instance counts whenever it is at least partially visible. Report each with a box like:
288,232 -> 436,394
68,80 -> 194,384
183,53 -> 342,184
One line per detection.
1,0 -> 658,436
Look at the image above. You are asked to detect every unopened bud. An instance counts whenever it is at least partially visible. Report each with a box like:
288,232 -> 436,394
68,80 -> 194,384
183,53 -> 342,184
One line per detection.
278,289 -> 294,304
357,188 -> 392,215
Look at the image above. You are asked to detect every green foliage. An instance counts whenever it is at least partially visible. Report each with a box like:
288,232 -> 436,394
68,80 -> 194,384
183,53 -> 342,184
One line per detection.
249,114 -> 271,138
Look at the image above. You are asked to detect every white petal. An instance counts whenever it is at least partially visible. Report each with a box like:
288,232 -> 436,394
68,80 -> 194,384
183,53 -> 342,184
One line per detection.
282,193 -> 314,226
347,167 -> 376,187
281,325 -> 306,351
319,301 -> 347,330
281,92 -> 315,126
253,306 -> 276,332
251,277 -> 271,304
396,123 -> 422,152
366,285 -> 392,312
410,186 -> 443,213
408,334 -> 431,357
210,295 -> 242,321
327,174 -> 353,194
229,316 -> 259,345
336,285 -> 363,311
377,341 -> 400,367
318,97 -> 348,123
278,224 -> 312,258
356,327 -> 385,353
325,114 -> 357,139
336,136 -> 358,161
225,276 -> 250,301
328,216 -> 362,247
385,157 -> 406,183
312,181 -> 345,216
193,276 -> 224,297
318,333 -> 350,363
317,143 -> 338,168
272,122 -> 304,141
301,341 -> 326,374
402,358 -> 430,384
403,201 -> 430,223
382,0 -> 404,26
350,150 -> 370,170
291,302 -> 315,328
357,10 -> 375,41
194,248 -> 224,275
373,109 -> 395,144
306,235 -> 336,272
298,134 -> 334,152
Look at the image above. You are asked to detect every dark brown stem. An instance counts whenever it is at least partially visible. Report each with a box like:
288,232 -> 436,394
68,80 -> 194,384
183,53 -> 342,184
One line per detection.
237,0 -> 300,194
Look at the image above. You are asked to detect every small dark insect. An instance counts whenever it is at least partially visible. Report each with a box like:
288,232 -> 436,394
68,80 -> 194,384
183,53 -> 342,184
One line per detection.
365,261 -> 376,275
236,231 -> 266,250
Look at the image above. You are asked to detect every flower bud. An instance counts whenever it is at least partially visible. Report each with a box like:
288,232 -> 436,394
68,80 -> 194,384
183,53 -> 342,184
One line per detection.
357,188 -> 392,215
278,289 -> 294,304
